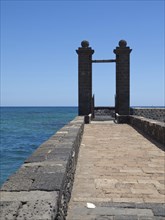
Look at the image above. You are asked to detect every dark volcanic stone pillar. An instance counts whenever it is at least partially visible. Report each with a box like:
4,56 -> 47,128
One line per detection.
114,40 -> 132,115
76,41 -> 94,116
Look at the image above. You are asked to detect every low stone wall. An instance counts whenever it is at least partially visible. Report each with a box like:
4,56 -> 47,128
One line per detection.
0,116 -> 84,220
129,115 -> 165,145
131,108 -> 165,122
94,107 -> 115,117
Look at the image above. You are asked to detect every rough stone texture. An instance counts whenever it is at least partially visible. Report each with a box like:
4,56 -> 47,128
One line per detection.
0,201 -> 21,220
67,202 -> 165,220
129,115 -> 165,145
76,41 -> 94,116
77,40 -> 132,117
115,114 -> 129,124
94,107 -> 115,116
66,122 -> 165,219
131,108 -> 165,122
0,191 -> 59,220
114,41 -> 132,115
0,116 -> 84,220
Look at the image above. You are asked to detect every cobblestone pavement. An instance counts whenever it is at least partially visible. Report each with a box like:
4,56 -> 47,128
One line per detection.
66,122 -> 165,219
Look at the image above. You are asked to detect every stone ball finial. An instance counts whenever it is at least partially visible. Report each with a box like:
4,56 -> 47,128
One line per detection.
119,40 -> 127,47
81,40 -> 89,48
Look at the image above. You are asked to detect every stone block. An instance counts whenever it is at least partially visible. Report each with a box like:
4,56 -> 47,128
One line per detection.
30,172 -> 65,191
0,201 -> 21,219
114,216 -> 138,220
0,116 -> 84,219
98,202 -> 136,208
129,115 -> 165,145
1,166 -> 38,191
131,108 -> 165,122
0,191 -> 58,220
152,206 -> 165,217
25,154 -> 46,163
71,206 -> 154,216
1,164 -> 66,191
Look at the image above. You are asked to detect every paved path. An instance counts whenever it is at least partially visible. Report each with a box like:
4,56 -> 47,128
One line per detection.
67,122 -> 165,220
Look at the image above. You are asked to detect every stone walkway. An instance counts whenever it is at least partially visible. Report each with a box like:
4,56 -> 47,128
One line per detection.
66,122 -> 165,220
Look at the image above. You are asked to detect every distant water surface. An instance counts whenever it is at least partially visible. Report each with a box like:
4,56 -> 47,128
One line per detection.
0,107 -> 77,186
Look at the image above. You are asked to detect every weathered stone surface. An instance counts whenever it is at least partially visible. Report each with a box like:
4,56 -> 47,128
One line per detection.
154,217 -> 165,220
57,142 -> 75,147
0,191 -> 58,220
47,147 -> 72,157
25,154 -> 46,163
99,202 -> 136,208
131,108 -> 165,122
66,203 -> 165,219
0,201 -> 21,220
0,116 -> 84,219
129,115 -> 165,145
1,164 -> 67,192
76,41 -> 94,116
114,41 -> 132,115
30,172 -> 65,191
69,206 -> 154,216
152,206 -> 165,217
77,40 -> 132,116
114,216 -> 138,220
1,167 -> 65,191
1,166 -> 38,191
16,200 -> 56,220
66,122 -> 165,219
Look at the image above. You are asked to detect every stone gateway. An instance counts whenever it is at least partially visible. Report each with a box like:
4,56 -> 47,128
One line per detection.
76,40 -> 132,117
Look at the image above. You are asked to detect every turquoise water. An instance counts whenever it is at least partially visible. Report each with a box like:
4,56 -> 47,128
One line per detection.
0,107 -> 78,186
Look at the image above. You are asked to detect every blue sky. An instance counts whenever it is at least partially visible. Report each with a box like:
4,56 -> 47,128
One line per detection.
1,0 -> 164,107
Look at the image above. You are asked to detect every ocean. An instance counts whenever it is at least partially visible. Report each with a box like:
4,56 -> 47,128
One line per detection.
0,107 -> 78,186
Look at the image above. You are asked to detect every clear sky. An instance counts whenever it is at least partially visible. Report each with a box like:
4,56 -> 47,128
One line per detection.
1,0 -> 164,107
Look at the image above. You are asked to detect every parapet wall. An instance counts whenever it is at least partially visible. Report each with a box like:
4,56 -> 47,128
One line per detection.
131,108 -> 165,122
0,116 -> 84,220
129,115 -> 165,146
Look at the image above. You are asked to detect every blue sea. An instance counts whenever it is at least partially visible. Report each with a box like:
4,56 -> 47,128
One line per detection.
0,107 -> 78,186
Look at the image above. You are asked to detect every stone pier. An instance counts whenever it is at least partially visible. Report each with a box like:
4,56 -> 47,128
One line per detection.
0,38 -> 164,219
66,121 -> 165,220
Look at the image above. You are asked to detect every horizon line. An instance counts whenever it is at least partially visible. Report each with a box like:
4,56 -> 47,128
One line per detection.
1,105 -> 165,108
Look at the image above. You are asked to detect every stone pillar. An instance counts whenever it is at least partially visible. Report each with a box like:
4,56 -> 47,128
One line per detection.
76,40 -> 94,116
114,40 -> 132,115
